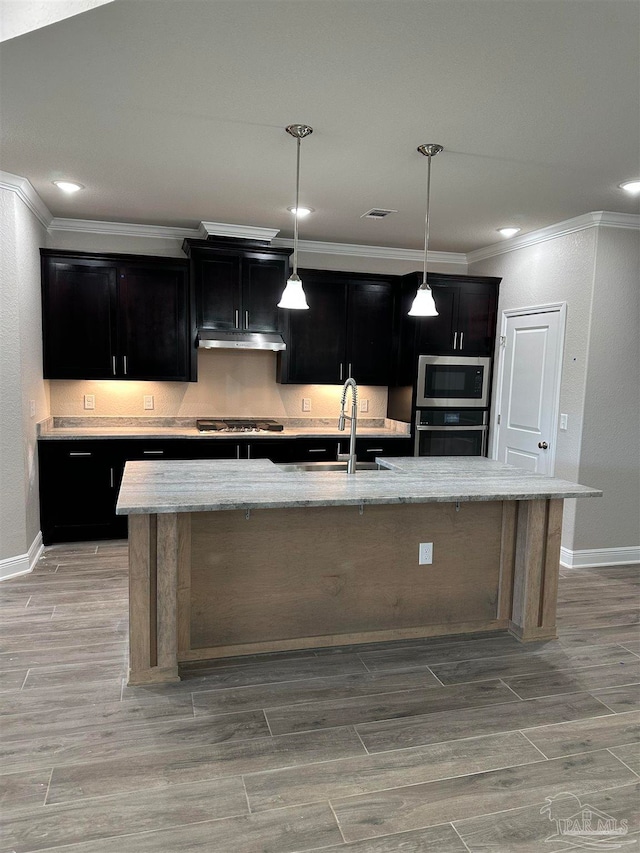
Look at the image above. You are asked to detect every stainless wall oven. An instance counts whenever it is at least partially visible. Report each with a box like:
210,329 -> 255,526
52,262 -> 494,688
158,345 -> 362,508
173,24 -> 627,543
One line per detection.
415,409 -> 488,457
416,354 -> 491,408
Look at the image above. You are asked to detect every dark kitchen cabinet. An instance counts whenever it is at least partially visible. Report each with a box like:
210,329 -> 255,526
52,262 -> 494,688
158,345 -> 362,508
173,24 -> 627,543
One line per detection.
410,273 -> 499,357
183,238 -> 292,335
38,441 -> 127,544
41,251 -> 192,381
278,269 -> 396,385
355,437 -> 413,460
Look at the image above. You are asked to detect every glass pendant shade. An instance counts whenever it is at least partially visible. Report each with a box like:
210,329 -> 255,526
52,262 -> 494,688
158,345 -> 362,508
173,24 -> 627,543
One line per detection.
408,283 -> 438,316
277,273 -> 309,310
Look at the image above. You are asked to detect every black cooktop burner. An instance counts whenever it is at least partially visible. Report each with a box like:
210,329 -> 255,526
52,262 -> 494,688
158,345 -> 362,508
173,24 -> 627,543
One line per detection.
196,419 -> 284,433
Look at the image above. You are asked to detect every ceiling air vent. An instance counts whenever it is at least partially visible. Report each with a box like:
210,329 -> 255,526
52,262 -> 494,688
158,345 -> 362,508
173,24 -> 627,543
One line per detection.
361,208 -> 398,220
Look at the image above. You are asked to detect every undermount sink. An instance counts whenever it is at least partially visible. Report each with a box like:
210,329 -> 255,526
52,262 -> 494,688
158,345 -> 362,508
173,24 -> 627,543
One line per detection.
277,461 -> 391,473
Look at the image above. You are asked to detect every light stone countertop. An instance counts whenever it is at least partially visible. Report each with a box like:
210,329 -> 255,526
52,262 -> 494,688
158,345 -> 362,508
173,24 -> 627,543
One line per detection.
115,456 -> 602,515
37,418 -> 410,441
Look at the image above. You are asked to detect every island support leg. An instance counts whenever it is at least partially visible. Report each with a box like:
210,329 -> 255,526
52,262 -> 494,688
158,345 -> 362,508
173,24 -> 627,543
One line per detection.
508,498 -> 563,642
128,512 -> 187,685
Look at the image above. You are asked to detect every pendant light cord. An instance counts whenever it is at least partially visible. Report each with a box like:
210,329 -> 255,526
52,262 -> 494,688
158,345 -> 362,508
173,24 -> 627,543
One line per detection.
292,136 -> 301,276
422,152 -> 432,288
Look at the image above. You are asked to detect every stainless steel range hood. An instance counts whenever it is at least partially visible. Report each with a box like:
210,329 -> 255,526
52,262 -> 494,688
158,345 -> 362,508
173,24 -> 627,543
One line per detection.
197,329 -> 286,352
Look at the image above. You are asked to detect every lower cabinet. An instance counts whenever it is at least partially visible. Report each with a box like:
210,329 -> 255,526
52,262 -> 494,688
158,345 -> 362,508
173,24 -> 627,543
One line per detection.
38,436 -> 414,543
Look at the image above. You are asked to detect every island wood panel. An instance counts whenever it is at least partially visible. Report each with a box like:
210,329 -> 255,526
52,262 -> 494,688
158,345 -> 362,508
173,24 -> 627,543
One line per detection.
187,502 -> 503,654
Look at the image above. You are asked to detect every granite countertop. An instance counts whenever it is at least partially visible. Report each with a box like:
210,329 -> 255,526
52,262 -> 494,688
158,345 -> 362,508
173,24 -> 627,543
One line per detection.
115,456 -> 602,515
37,417 -> 410,441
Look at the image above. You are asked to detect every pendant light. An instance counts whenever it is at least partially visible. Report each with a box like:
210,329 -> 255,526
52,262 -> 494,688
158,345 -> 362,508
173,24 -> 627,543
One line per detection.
278,124 -> 313,310
408,143 -> 443,316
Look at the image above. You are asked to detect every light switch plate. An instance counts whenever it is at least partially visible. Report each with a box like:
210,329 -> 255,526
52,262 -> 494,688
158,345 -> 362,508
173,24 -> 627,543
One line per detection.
560,413 -> 568,431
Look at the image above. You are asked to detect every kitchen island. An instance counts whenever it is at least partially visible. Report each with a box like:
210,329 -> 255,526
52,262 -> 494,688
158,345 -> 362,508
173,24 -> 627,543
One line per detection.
116,457 -> 601,685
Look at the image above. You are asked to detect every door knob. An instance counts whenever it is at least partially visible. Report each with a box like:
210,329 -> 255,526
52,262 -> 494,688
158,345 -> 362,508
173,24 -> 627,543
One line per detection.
538,441 -> 549,449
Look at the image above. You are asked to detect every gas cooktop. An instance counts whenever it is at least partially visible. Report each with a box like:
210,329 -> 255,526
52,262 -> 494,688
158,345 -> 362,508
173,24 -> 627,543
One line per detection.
196,419 -> 284,433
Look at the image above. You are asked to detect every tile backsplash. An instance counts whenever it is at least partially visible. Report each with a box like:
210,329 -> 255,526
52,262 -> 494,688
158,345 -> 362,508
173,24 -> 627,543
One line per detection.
48,349 -> 389,419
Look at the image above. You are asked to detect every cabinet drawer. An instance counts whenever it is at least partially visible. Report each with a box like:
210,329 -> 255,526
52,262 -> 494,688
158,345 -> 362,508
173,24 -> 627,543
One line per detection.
356,438 -> 413,460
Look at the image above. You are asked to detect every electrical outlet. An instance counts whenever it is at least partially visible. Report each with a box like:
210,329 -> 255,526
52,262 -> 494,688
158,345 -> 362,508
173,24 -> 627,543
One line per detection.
360,398 -> 369,413
29,400 -> 36,418
144,395 -> 154,411
560,413 -> 568,431
83,394 -> 95,410
302,398 -> 311,412
419,542 -> 433,565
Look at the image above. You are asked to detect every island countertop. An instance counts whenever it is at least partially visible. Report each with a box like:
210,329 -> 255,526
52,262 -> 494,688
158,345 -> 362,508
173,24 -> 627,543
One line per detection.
115,456 -> 602,515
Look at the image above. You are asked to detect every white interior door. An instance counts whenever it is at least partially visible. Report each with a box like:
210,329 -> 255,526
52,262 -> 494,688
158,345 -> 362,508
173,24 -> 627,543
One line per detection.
494,305 -> 565,475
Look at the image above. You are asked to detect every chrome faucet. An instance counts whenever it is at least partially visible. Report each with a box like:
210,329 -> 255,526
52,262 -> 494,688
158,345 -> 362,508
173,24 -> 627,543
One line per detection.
337,377 -> 358,474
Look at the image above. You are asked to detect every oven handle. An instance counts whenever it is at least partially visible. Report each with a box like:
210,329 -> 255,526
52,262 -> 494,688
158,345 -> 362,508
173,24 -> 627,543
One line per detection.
416,425 -> 487,432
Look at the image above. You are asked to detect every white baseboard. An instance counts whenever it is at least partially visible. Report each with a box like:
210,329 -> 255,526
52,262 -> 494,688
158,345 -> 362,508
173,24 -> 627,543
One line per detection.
0,532 -> 44,581
560,545 -> 640,569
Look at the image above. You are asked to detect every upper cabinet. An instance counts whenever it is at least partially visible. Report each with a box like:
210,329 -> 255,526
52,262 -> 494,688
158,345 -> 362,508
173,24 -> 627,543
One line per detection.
277,269 -> 396,385
183,238 -> 292,335
397,272 -> 500,366
41,251 -> 192,381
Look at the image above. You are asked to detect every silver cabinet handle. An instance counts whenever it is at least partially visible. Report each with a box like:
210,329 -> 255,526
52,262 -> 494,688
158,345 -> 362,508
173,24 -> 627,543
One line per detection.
143,450 -> 164,455
245,310 -> 249,329
112,355 -> 117,376
123,355 -> 128,375
365,448 -> 384,453
69,451 -> 91,457
308,448 -> 326,453
236,444 -> 241,459
110,467 -> 114,488
453,332 -> 457,349
339,363 -> 343,381
247,444 -> 251,459
348,363 -> 352,377
459,331 -> 464,350
235,309 -> 239,329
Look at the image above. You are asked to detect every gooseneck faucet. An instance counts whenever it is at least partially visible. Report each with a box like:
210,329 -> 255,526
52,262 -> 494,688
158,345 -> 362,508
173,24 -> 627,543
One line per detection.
337,377 -> 358,474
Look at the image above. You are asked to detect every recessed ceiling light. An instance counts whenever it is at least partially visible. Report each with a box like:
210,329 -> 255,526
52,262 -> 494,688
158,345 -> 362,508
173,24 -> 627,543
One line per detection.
53,180 -> 84,194
619,180 -> 640,196
287,206 -> 313,217
498,226 -> 521,238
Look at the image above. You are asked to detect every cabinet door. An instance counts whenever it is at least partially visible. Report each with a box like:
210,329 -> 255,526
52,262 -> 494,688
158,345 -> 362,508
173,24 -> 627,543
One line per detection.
347,281 -> 394,385
42,257 -> 117,379
293,438 -> 341,461
242,255 -> 288,332
38,442 -> 124,544
195,255 -> 242,330
415,284 -> 458,355
246,439 -> 297,462
118,263 -> 190,380
456,284 -> 498,355
356,437 -> 413,460
282,277 -> 347,384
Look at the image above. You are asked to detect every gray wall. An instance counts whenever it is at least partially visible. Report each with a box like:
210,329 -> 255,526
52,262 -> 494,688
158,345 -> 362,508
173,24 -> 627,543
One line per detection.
575,227 -> 640,551
0,189 -> 48,563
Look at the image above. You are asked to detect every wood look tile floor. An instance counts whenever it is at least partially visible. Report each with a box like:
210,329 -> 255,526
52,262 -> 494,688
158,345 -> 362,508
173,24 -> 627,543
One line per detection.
0,543 -> 638,852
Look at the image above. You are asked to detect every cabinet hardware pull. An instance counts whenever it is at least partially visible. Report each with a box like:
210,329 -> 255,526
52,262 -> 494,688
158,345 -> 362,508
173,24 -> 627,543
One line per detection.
245,310 -> 249,329
143,450 -> 164,455
453,332 -> 458,349
110,467 -> 114,488
69,451 -> 91,457
308,448 -> 326,453
235,309 -> 239,329
123,355 -> 128,375
112,356 -> 117,376
366,448 -> 383,453
459,331 -> 464,350
339,363 -> 343,381
348,363 -> 352,377
247,445 -> 251,459
236,444 -> 240,459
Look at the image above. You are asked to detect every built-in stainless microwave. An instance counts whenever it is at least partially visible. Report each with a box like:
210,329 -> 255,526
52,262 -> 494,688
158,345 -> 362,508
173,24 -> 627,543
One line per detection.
416,354 -> 491,408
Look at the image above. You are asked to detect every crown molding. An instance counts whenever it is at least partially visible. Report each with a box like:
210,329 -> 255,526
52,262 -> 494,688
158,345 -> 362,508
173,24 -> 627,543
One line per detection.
468,210 -> 640,264
201,221 -> 280,242
48,217 -> 203,240
271,237 -> 466,266
0,171 -> 52,228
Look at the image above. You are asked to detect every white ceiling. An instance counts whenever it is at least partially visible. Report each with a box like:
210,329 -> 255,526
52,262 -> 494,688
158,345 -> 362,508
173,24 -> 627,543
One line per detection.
1,0 -> 639,253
